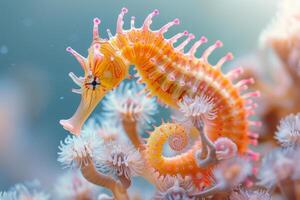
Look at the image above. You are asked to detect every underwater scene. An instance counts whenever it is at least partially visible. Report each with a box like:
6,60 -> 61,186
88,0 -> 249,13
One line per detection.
1,0 -> 300,199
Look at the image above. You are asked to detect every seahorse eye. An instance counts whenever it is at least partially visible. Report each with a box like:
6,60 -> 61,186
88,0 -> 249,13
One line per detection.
84,75 -> 101,90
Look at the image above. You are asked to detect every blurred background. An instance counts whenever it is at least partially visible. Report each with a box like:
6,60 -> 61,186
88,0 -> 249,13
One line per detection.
0,0 -> 278,189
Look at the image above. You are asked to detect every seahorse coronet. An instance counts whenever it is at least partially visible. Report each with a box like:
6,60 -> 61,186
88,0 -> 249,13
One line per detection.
62,8 -> 260,187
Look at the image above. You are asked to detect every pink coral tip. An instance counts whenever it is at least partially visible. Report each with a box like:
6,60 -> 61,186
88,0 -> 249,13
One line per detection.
183,30 -> 189,35
122,7 -> 128,13
153,9 -> 159,15
215,40 -> 223,47
173,18 -> 180,24
200,36 -> 208,43
93,17 -> 101,25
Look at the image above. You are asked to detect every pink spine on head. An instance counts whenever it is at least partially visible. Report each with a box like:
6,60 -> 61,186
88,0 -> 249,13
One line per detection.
117,7 -> 128,34
143,9 -> 159,30
169,30 -> 189,44
159,18 -> 180,35
202,40 -> 223,61
60,16 -> 106,135
188,36 -> 208,56
93,18 -> 101,40
176,33 -> 195,51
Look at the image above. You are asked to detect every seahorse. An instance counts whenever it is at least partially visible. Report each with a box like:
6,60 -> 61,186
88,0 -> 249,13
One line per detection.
60,8 -> 260,187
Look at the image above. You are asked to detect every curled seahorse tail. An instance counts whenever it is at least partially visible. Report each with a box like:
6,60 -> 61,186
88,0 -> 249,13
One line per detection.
145,123 -> 212,187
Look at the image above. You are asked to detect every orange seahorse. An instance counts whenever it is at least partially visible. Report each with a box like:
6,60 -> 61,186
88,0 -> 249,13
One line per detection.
60,8 -> 259,188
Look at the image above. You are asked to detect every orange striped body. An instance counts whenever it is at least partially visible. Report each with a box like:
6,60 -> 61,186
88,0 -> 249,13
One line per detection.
108,29 -> 250,151
62,8 -> 259,188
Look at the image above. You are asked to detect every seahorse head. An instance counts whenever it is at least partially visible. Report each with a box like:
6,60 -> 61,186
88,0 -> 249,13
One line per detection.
60,18 -> 128,135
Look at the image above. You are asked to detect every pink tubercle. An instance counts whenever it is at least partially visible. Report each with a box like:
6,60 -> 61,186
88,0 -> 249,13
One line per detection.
188,33 -> 195,40
245,78 -> 255,85
200,36 -> 208,43
226,52 -> 234,60
173,18 -> 180,24
168,74 -> 175,81
159,65 -> 166,73
247,132 -> 259,139
247,150 -> 260,161
122,7 -> 128,13
150,57 -> 156,63
249,139 -> 258,146
66,46 -> 72,52
179,80 -> 185,86
243,91 -> 261,99
93,17 -> 101,25
153,9 -> 159,15
94,43 -> 100,49
215,40 -> 223,48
